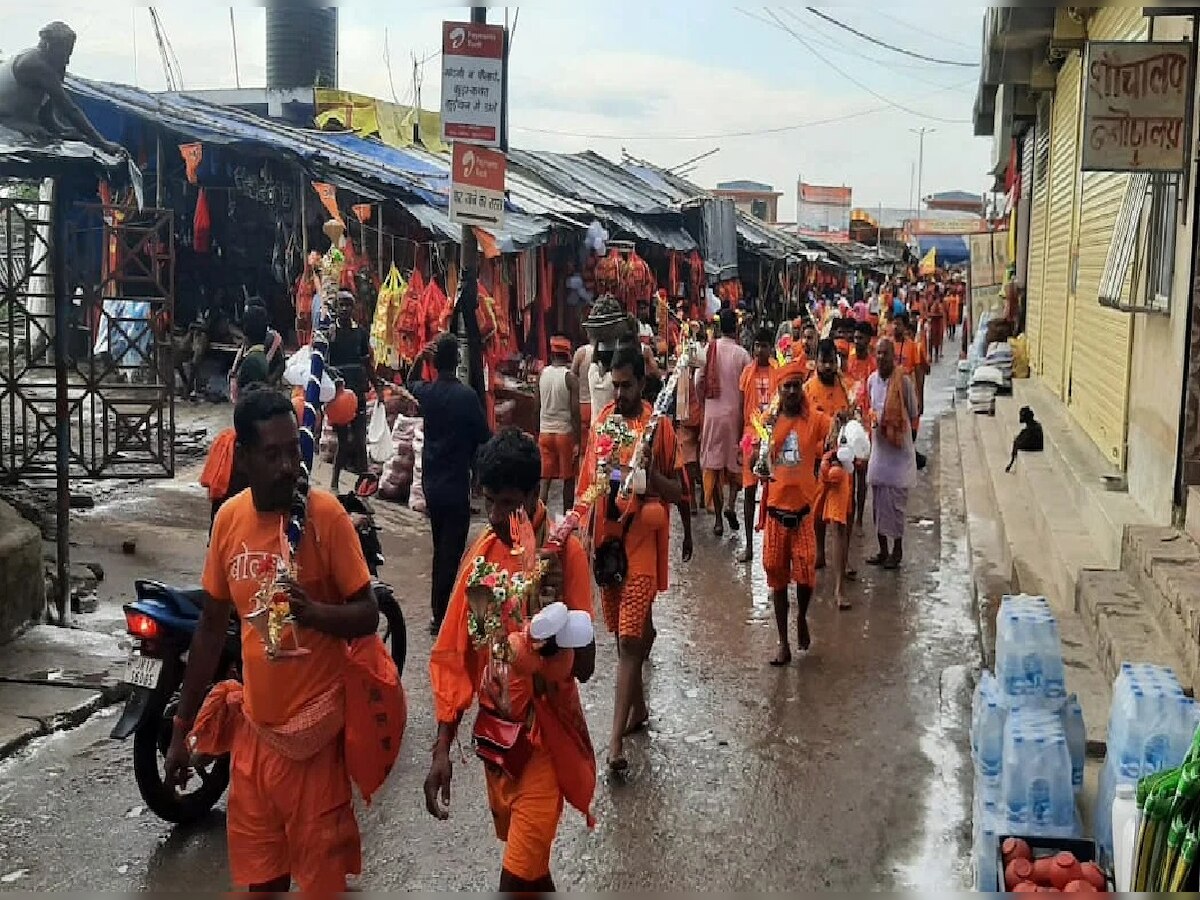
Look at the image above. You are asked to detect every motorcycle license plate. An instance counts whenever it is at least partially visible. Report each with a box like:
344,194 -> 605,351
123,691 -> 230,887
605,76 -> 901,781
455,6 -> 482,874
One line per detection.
124,655 -> 162,689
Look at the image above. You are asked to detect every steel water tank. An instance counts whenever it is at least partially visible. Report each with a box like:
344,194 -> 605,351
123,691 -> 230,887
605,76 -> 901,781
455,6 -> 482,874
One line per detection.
265,3 -> 338,89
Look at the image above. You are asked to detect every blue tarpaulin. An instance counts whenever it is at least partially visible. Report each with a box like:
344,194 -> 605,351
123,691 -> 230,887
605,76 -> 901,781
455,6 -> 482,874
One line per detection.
914,233 -> 970,265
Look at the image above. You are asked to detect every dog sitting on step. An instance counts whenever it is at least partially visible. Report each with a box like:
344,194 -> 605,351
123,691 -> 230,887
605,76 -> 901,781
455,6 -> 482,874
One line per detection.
1006,406 -> 1044,472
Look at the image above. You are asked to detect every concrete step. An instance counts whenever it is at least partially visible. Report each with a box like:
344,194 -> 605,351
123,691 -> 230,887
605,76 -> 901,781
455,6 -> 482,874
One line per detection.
1076,568 -> 1193,694
956,406 -> 1110,750
1122,525 -> 1200,692
972,403 -> 1106,619
997,383 -> 1151,568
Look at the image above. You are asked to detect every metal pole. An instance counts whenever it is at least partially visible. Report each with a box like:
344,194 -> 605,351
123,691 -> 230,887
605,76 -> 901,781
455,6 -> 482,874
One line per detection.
51,178 -> 70,624
377,204 -> 384,279
299,170 -> 309,256
456,5 -> 489,406
155,132 -> 163,207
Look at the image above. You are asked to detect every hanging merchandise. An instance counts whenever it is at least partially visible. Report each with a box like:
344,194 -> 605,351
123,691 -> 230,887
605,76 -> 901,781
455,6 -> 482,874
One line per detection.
422,274 -> 449,339
616,248 -> 654,313
594,248 -> 620,297
371,264 -> 406,369
193,187 -> 212,253
688,250 -> 705,308
294,252 -> 320,346
352,203 -> 373,224
179,142 -> 202,184
394,268 -> 427,364
311,181 -> 342,222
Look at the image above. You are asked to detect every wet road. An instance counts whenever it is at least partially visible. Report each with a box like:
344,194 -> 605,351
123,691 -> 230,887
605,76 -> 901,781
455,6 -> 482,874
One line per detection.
0,355 -> 981,891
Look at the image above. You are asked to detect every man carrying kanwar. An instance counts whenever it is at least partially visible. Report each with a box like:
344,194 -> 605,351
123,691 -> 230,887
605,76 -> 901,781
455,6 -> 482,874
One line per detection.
736,327 -> 777,564
425,428 -> 597,892
695,308 -> 751,536
165,389 -> 402,893
865,338 -> 920,570
758,358 -> 832,666
844,321 -> 878,530
578,346 -> 682,772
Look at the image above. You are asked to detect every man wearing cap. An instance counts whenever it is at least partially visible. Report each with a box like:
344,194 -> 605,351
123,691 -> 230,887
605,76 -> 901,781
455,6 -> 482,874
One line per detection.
536,336 -> 582,514
758,358 -> 832,665
327,289 -> 382,491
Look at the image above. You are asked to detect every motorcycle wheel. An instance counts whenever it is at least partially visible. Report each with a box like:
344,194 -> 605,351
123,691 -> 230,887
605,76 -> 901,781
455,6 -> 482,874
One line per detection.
133,683 -> 230,825
378,590 -> 407,677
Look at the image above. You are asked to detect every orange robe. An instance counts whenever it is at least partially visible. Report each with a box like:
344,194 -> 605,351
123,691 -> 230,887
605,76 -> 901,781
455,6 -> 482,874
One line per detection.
578,401 -> 678,638
739,361 -> 775,489
429,506 -> 596,881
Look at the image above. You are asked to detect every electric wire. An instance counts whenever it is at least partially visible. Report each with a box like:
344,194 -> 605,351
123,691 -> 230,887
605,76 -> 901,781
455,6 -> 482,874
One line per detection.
802,7 -> 977,67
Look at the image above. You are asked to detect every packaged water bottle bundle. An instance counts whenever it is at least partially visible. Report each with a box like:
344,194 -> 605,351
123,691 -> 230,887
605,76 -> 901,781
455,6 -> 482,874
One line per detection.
1094,662 -> 1199,862
970,596 -> 1085,888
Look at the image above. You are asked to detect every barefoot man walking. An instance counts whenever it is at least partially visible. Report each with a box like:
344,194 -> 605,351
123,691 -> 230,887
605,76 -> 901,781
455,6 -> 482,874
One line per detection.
578,347 -> 682,771
696,309 -> 750,537
758,360 -> 831,665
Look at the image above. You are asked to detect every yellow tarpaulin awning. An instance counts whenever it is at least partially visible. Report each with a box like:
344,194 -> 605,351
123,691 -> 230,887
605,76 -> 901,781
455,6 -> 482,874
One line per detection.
314,89 -> 447,154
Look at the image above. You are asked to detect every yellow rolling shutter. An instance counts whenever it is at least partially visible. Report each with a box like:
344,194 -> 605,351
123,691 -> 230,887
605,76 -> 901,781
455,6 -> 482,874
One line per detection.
1041,53 -> 1082,400
1026,114 -> 1050,373
1066,8 -> 1147,467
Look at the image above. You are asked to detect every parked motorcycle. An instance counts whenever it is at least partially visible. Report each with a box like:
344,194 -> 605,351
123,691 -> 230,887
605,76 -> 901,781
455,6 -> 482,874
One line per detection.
110,473 -> 406,825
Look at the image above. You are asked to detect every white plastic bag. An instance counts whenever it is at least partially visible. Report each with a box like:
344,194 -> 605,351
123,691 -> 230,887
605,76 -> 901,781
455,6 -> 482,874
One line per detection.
284,346 -> 336,402
367,402 -> 391,464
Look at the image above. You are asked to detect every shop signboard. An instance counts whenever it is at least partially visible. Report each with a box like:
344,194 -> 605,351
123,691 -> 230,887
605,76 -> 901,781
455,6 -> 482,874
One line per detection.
1082,41 -> 1195,172
440,21 -> 506,148
969,232 -> 999,288
796,182 -> 852,242
450,142 -> 506,229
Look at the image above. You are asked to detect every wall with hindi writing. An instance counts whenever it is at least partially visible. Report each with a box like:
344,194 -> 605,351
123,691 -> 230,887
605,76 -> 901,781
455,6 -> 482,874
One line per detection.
1126,13 -> 1197,524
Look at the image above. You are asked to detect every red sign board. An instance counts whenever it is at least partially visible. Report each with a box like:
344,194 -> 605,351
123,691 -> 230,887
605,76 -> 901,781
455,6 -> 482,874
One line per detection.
450,142 -> 506,228
440,21 -> 506,148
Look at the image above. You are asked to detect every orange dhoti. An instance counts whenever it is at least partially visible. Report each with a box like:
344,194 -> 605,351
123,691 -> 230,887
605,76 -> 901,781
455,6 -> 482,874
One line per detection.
538,432 -> 576,480
598,500 -> 669,639
485,747 -> 565,880
814,466 -> 853,527
677,423 -> 701,466
762,511 -> 817,591
227,721 -> 361,891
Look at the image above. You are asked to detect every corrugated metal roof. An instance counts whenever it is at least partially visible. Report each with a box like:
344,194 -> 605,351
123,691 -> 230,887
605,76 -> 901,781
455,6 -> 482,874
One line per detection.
0,122 -> 124,178
601,208 -> 696,252
509,149 -> 678,215
67,77 -> 585,250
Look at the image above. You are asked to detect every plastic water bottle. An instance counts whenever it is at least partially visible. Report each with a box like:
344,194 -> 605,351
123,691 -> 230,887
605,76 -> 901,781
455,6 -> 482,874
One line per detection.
1063,694 -> 1086,793
1111,783 -> 1138,892
973,796 -> 1002,891
1002,708 -> 1077,837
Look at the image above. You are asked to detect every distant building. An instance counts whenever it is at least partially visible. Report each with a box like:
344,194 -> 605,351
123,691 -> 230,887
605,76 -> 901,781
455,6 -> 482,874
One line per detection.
712,179 -> 782,224
925,189 -> 985,216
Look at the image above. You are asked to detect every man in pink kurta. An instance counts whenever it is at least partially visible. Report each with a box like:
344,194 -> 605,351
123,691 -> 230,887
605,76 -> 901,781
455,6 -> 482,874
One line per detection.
695,309 -> 751,536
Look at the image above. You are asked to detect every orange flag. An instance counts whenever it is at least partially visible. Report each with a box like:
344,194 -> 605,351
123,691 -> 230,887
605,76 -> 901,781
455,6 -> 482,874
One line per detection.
311,181 -> 343,223
179,143 -> 202,184
352,203 -> 373,224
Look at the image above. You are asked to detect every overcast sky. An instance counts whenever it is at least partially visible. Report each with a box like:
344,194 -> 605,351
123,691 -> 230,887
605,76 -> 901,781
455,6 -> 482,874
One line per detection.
5,2 -> 992,218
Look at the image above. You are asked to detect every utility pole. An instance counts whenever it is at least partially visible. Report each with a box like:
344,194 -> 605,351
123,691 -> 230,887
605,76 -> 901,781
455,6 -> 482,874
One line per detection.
456,5 -> 489,407
910,126 -> 934,224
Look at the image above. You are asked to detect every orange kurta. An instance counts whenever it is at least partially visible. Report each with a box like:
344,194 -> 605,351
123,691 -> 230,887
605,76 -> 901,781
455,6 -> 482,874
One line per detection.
429,505 -> 596,880
739,361 -> 775,488
818,450 -> 853,525
579,401 -> 679,637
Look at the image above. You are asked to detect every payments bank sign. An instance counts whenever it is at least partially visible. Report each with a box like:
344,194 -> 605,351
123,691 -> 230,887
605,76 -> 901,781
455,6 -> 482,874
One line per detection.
1082,41 -> 1195,172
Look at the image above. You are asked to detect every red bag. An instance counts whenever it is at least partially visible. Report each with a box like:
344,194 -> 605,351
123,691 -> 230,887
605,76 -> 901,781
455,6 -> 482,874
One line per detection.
344,635 -> 406,803
471,706 -> 532,782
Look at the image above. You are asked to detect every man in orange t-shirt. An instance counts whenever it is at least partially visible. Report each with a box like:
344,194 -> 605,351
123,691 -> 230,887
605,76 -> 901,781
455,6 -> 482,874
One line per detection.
736,327 -> 776,564
425,429 -> 596,892
164,390 -> 381,893
578,346 -> 682,771
760,360 -> 831,666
